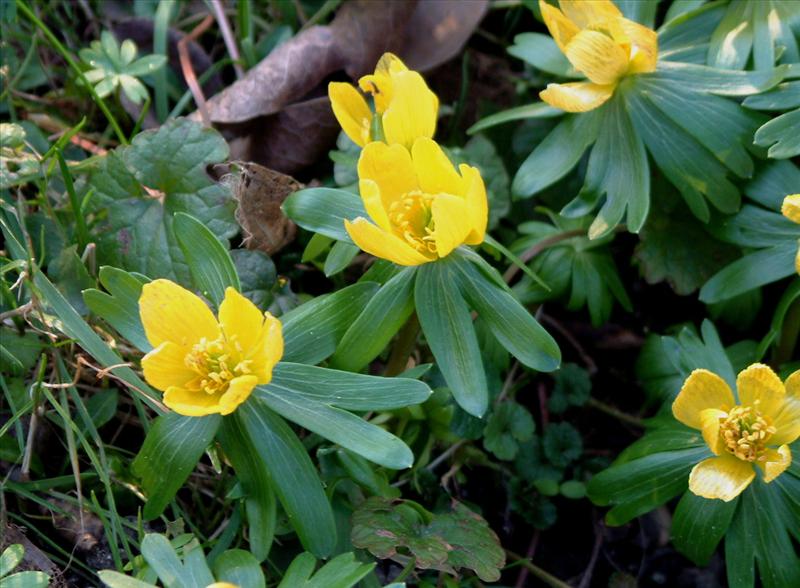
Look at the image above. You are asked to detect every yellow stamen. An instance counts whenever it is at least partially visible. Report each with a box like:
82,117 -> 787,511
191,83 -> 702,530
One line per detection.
718,403 -> 777,462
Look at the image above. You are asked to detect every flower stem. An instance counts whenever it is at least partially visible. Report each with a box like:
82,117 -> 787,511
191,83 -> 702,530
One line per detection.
505,549 -> 572,588
385,313 -> 420,376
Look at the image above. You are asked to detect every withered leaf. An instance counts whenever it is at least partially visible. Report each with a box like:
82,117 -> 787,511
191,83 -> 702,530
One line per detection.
194,0 -> 488,175
233,162 -> 301,255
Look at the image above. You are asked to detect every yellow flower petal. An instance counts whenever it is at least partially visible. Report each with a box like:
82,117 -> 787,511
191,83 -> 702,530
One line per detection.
139,279 -> 219,348
539,0 -> 580,52
218,287 -> 266,353
672,369 -> 735,430
564,30 -> 629,84
699,408 -> 728,455
559,0 -> 622,28
218,375 -> 259,415
359,53 -> 407,113
758,444 -> 792,483
611,17 -> 658,73
411,137 -> 465,196
141,341 -> 195,392
163,386 -> 223,417
771,369 -> 800,445
737,363 -> 785,419
783,194 -> 800,224
375,52 -> 408,75
328,82 -> 371,147
248,312 -> 283,383
431,193 -> 473,259
345,217 -> 433,266
207,583 -> 239,588
382,71 -> 438,149
460,164 -> 488,245
689,453 -> 755,502
359,179 -> 391,231
540,81 -> 615,112
358,142 -> 417,209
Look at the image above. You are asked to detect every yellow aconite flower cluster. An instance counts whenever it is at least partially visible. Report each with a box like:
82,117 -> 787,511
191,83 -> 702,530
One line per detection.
139,280 -> 283,416
672,364 -> 800,501
329,53 -> 488,266
783,193 -> 800,273
538,0 -> 657,112
345,139 -> 488,266
329,53 -> 438,149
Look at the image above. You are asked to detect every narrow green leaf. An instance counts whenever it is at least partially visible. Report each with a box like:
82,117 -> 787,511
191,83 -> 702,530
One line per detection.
1,570 -> 52,588
638,77 -> 762,178
212,549 -> 266,588
743,81 -> 800,111
655,61 -> 786,95
330,267 -> 416,372
726,477 -> 800,588
255,386 -> 414,469
277,552 -> 374,588
0,544 -> 24,576
218,418 -> 276,561
587,447 -> 708,525
580,89 -> 650,237
173,212 -> 239,307
507,33 -> 579,78
745,160 -> 800,210
282,187 -> 367,243
83,266 -> 151,352
415,261 -> 487,417
452,252 -> 560,372
132,413 -> 221,519
181,546 -> 215,588
707,0 -> 753,69
97,571 -> 155,588
627,89 -> 740,221
700,243 -> 797,303
323,240 -> 359,277
140,534 -> 187,588
754,108 -> 800,159
511,110 -> 601,198
467,102 -> 562,135
270,362 -> 431,411
672,491 -> 737,566
281,282 -> 379,365
237,402 -> 336,557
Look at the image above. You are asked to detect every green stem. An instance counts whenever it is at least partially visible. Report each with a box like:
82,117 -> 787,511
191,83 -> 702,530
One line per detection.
393,557 -> 417,583
587,397 -> 644,428
56,151 -> 90,254
774,297 -> 800,365
505,549 -> 572,588
15,0 -> 128,145
384,313 -> 420,376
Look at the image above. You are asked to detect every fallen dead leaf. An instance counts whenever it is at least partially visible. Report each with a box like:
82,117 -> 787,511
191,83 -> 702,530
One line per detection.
192,0 -> 488,175
232,162 -> 301,255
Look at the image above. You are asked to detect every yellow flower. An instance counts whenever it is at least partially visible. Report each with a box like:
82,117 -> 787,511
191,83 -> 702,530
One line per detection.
672,364 -> 800,502
538,0 -> 657,112
782,193 -> 800,273
139,280 -> 283,417
345,138 -> 488,266
328,53 -> 438,149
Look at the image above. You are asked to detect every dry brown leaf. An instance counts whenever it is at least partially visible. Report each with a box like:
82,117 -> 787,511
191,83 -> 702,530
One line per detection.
193,0 -> 488,174
233,162 -> 301,255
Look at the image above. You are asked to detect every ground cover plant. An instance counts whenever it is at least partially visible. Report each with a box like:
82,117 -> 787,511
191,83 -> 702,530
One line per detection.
1,0 -> 798,587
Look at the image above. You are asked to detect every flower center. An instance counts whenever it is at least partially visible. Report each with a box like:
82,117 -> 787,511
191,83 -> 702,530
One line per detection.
719,404 -> 776,462
388,190 -> 437,255
184,336 -> 252,395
